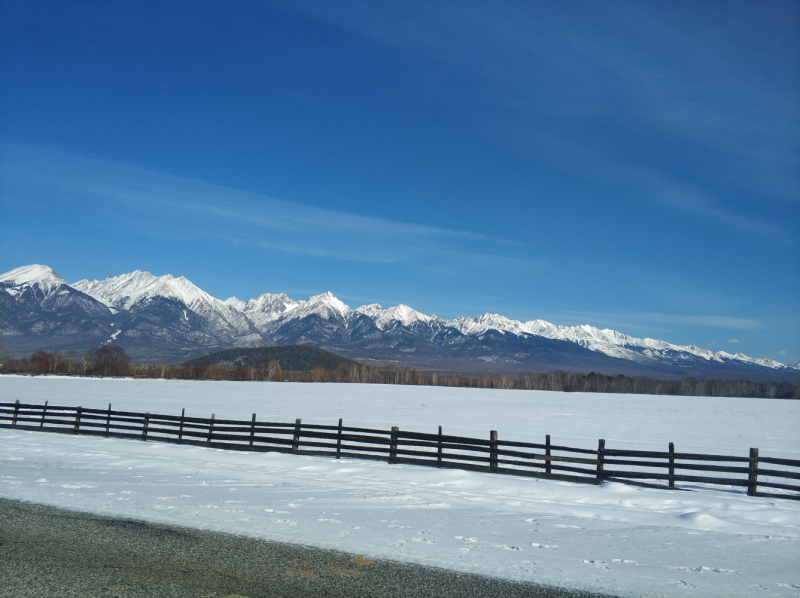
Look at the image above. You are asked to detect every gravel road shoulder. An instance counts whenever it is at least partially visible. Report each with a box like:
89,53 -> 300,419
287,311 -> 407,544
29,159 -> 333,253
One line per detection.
0,498 -> 614,598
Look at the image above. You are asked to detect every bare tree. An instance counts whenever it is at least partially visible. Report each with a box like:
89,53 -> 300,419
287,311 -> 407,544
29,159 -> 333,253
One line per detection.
64,349 -> 79,374
87,345 -> 131,377
29,350 -> 58,374
79,351 -> 93,376
267,360 -> 282,381
311,364 -> 328,382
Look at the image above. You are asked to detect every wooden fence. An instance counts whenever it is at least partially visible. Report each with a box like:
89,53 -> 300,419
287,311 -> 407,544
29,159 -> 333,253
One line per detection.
2,400 -> 798,501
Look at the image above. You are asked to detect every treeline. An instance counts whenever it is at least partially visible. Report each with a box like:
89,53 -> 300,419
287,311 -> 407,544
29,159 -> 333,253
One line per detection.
1,346 -> 131,377
1,346 -> 797,399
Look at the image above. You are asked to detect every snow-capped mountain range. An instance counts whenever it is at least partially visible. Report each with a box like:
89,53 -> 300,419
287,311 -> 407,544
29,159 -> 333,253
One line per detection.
1,264 -> 797,381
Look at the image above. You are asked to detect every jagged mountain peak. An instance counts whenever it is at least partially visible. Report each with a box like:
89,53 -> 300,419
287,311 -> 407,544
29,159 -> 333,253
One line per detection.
300,292 -> 350,317
356,303 -> 431,329
0,264 -> 69,297
235,293 -> 300,328
389,304 -> 431,323
244,292 -> 295,307
223,296 -> 247,311
476,313 -> 521,330
443,313 -> 524,336
355,303 -> 384,317
73,269 -> 217,311
238,291 -> 352,327
225,292 -> 293,311
523,319 -> 558,334
70,268 -> 265,347
2,264 -> 795,375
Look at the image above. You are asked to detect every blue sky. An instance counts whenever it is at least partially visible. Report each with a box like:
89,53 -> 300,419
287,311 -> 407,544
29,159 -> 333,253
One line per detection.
1,0 -> 798,363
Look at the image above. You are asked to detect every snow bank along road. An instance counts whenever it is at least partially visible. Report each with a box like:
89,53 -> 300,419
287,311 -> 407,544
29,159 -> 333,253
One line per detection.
1,376 -> 799,597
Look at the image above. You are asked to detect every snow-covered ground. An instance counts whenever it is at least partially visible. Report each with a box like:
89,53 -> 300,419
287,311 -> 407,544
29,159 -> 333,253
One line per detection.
1,375 -> 799,597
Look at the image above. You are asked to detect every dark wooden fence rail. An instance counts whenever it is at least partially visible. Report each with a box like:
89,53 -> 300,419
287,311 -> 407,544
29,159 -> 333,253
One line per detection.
2,401 -> 798,501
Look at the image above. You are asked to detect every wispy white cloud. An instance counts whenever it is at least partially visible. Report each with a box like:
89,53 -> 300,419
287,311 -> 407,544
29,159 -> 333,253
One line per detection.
650,314 -> 761,329
727,338 -> 741,343
0,140 -> 537,270
284,1 -> 799,206
539,309 -> 763,333
642,171 -> 788,240
507,132 -> 791,241
620,312 -> 763,331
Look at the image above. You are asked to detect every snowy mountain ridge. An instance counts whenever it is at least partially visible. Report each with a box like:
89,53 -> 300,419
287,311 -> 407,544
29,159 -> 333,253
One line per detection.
355,304 -> 433,329
443,313 -> 788,370
0,264 -> 71,299
2,264 -> 796,374
71,269 -> 261,345
73,270 -> 217,312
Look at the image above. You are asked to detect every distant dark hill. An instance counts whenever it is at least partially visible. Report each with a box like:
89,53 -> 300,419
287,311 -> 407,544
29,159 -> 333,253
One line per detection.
186,345 -> 358,371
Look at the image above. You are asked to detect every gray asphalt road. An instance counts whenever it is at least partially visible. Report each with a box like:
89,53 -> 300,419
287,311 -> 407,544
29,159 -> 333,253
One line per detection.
0,499 -> 615,598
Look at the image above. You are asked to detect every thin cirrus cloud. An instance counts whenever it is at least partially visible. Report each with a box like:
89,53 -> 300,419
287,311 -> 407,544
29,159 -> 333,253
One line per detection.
285,1 -> 798,204
629,312 -> 762,330
551,310 -> 764,333
290,1 -> 797,257
636,169 -> 788,241
513,128 -> 790,242
0,140 -> 536,270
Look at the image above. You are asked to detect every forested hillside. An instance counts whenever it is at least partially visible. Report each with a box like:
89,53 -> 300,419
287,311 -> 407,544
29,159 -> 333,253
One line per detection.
186,345 -> 357,372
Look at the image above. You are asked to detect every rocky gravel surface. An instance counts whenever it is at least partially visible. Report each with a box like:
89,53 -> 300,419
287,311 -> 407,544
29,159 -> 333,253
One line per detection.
0,499 -> 613,598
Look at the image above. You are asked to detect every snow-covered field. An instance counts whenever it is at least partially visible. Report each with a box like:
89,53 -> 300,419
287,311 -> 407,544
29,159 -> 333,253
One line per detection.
1,375 -> 799,597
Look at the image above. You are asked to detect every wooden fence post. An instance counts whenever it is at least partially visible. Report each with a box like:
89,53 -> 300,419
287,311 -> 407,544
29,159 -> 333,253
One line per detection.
389,427 -> 399,464
596,439 -> 605,484
668,442 -> 675,489
292,418 -> 302,453
490,430 -> 498,472
73,406 -> 83,434
8,401 -> 800,502
545,434 -> 551,475
748,448 -> 759,496
207,414 -> 215,446
178,408 -> 185,443
336,418 -> 343,459
437,426 -> 443,468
